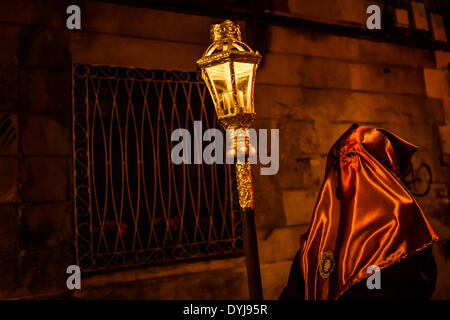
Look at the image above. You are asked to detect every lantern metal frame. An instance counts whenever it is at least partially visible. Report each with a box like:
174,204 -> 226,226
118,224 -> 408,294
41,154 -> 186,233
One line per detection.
196,22 -> 261,130
197,20 -> 264,300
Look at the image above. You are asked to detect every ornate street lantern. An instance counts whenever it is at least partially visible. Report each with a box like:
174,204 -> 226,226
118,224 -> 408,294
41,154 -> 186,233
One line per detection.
197,20 -> 263,300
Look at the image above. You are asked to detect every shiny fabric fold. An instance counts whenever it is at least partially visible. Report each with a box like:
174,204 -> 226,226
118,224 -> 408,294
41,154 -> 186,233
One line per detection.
299,124 -> 438,300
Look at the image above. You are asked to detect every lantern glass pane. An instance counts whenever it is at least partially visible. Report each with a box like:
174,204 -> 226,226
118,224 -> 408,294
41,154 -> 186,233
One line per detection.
205,62 -> 234,117
233,62 -> 255,113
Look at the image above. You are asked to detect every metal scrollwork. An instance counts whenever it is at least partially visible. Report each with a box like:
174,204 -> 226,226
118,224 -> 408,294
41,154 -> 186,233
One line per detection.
72,64 -> 243,272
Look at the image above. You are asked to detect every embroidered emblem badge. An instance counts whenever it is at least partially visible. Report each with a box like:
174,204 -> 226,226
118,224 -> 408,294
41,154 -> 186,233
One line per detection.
319,251 -> 335,279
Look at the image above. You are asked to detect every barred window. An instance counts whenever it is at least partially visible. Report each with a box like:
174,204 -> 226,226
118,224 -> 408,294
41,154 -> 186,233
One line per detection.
72,64 -> 243,272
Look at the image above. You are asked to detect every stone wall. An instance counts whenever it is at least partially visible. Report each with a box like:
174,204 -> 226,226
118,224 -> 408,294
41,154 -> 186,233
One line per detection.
0,0 -> 449,299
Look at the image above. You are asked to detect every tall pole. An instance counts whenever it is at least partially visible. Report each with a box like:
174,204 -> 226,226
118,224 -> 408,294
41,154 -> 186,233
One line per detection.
196,19 -> 263,300
236,157 -> 263,300
242,208 -> 263,300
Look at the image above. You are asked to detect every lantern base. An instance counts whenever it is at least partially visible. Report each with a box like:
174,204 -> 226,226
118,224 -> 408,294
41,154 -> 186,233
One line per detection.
218,113 -> 255,129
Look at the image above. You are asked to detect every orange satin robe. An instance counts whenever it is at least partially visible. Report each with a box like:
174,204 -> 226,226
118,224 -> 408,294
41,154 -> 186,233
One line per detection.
299,124 -> 438,300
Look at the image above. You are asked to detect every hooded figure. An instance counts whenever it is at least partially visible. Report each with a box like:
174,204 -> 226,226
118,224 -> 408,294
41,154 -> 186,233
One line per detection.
280,124 -> 438,300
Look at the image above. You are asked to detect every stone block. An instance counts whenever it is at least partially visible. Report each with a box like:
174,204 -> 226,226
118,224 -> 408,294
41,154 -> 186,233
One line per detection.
0,67 -> 19,111
71,32 -> 204,72
258,225 -> 308,264
20,113 -> 71,156
438,125 -> 450,156
254,189 -> 285,229
0,25 -> 21,67
0,0 -> 68,27
270,0 -> 371,27
261,260 -> 292,300
268,25 -> 434,68
254,84 -> 302,120
1,25 -> 70,68
19,246 -> 73,296
435,51 -> 450,69
356,40 -> 433,68
314,121 -> 353,155
432,242 -> 450,299
20,156 -> 71,202
0,203 -> 19,253
252,165 -> 278,193
274,120 -> 320,190
393,8 -> 410,28
430,13 -> 447,43
443,99 -> 450,125
282,190 -> 316,226
303,156 -> 327,189
258,53 -> 427,95
21,202 -> 73,251
0,112 -> 18,155
280,119 -> 318,156
424,69 -> 449,99
349,63 -> 426,95
75,264 -> 248,299
0,157 -> 18,203
0,252 -> 18,298
293,89 -> 378,123
411,1 -> 429,31
84,1 -> 219,45
19,68 -> 71,112
381,122 -> 433,153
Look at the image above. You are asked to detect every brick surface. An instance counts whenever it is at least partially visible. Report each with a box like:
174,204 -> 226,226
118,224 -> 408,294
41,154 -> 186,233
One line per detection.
71,32 -> 204,72
424,69 -> 449,99
255,85 -> 444,125
20,113 -> 71,156
394,8 -> 409,28
270,0 -> 373,27
435,51 -> 450,69
0,157 -> 18,203
75,264 -> 248,299
411,1 -> 429,31
21,202 -> 73,251
430,14 -> 447,43
268,25 -> 434,68
443,99 -> 450,125
0,252 -> 18,298
0,204 -> 19,253
261,260 -> 292,299
314,121 -> 355,154
432,243 -> 450,299
439,125 -> 450,156
0,112 -> 18,155
0,25 -> 71,68
0,67 -> 19,110
20,157 -> 71,202
19,246 -> 73,296
276,120 -> 320,189
254,189 -> 285,229
258,225 -> 308,264
258,53 -> 426,95
19,68 -> 71,112
0,1 -> 223,46
282,190 -> 316,226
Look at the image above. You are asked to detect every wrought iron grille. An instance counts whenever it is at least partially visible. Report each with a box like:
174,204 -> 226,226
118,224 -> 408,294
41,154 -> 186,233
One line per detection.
72,64 -> 243,272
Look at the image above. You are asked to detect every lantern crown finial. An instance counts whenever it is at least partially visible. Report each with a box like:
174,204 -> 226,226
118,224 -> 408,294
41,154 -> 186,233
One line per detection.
210,20 -> 242,42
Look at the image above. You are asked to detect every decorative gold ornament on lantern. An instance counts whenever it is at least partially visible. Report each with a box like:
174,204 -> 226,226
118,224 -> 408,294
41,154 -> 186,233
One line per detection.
196,20 -> 262,130
197,20 -> 261,211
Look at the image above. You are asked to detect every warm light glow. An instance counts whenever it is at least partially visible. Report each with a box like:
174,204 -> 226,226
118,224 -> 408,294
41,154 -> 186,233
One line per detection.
196,20 -> 261,129
205,62 -> 231,117
204,61 -> 255,118
234,62 -> 255,113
